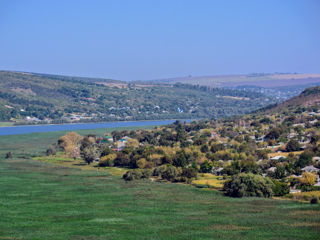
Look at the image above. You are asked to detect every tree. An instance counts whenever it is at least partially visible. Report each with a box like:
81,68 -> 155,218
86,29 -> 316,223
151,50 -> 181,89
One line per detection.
111,130 -> 122,142
80,146 -> 97,165
272,180 -> 290,196
286,139 -> 300,152
274,165 -> 286,179
300,172 -> 316,186
200,144 -> 209,153
161,165 -> 179,181
181,168 -> 198,179
173,150 -> 187,167
59,132 -> 82,159
223,173 -> 274,198
265,128 -> 282,141
200,160 -> 213,173
295,152 -> 312,168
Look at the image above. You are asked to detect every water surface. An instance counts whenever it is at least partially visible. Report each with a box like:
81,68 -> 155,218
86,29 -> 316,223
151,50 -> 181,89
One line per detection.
0,120 -> 190,136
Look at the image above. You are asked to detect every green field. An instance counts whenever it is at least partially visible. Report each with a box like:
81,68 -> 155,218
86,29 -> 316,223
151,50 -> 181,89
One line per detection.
0,129 -> 320,239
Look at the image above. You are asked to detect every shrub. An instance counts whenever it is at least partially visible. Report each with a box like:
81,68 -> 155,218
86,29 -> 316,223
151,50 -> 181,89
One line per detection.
272,180 -> 290,196
200,160 -> 213,173
98,158 -> 114,167
286,139 -> 300,152
46,146 -> 56,156
295,152 -> 312,168
161,165 -> 179,181
310,196 -> 319,204
5,152 -> 12,159
223,173 -> 274,198
122,170 -> 142,181
137,158 -> 147,169
122,169 -> 151,181
153,165 -> 167,177
181,168 -> 198,179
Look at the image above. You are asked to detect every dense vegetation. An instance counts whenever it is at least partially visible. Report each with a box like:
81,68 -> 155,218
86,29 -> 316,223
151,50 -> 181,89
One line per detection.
0,71 -> 275,123
44,86 -> 320,201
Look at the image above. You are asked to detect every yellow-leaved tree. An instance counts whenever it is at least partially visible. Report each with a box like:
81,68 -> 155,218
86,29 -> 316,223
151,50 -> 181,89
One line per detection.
58,132 -> 82,159
300,172 -> 317,186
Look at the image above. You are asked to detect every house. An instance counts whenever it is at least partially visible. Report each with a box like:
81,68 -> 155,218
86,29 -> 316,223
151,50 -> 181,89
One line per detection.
290,189 -> 301,193
292,123 -> 305,128
213,167 -> 224,175
301,165 -> 319,173
267,167 -> 276,173
287,133 -> 297,139
270,156 -> 286,161
312,156 -> 320,163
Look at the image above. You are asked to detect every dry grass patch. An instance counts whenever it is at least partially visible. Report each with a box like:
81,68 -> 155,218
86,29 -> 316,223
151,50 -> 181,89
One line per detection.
192,173 -> 226,189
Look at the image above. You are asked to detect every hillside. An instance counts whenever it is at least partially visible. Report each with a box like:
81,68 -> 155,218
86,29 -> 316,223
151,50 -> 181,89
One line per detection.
257,86 -> 320,114
0,71 -> 274,124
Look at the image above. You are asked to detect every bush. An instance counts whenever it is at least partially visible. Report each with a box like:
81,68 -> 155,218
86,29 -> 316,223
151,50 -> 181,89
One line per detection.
200,160 -> 213,173
5,152 -> 13,159
286,139 -> 300,152
122,169 -> 152,181
272,180 -> 290,196
46,146 -> 56,156
122,170 -> 142,181
223,173 -> 274,198
98,159 -> 114,167
153,165 -> 167,177
161,165 -> 179,181
310,196 -> 319,204
181,168 -> 198,179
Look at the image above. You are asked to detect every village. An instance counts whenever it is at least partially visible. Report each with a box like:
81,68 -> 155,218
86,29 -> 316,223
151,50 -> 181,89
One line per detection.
47,101 -> 320,201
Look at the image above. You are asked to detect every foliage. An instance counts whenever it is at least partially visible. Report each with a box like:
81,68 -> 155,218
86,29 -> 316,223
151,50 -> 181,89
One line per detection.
295,152 -> 312,168
272,180 -> 290,196
5,152 -> 12,159
300,172 -> 317,187
200,160 -> 213,173
80,146 -> 98,165
223,173 -> 274,198
286,139 -> 300,152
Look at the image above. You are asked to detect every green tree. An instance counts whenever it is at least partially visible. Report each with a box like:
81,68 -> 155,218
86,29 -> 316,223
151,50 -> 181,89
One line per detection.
272,180 -> 290,196
295,152 -> 312,168
223,173 -> 274,198
200,160 -> 213,173
286,139 -> 300,152
80,147 -> 97,165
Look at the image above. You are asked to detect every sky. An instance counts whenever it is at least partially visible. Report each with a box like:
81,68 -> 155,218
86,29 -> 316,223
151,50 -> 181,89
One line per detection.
0,0 -> 319,81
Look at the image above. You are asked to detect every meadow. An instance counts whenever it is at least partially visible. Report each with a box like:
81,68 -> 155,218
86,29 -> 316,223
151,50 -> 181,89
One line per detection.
0,128 -> 319,239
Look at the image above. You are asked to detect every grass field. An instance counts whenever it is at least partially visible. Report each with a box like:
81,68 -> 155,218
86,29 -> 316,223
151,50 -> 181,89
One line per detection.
0,129 -> 320,239
0,122 -> 14,127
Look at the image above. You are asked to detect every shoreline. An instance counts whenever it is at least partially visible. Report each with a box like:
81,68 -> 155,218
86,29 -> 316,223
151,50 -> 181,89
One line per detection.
0,118 -> 196,128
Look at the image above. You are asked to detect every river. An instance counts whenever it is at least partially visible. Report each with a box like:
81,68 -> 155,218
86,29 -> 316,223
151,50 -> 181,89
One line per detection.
0,119 -> 192,136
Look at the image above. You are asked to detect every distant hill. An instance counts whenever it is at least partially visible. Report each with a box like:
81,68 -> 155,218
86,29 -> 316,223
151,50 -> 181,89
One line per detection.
0,71 -> 275,124
149,73 -> 320,88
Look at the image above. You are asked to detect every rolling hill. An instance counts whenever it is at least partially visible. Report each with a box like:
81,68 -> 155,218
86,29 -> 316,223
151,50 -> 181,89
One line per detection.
0,71 -> 275,124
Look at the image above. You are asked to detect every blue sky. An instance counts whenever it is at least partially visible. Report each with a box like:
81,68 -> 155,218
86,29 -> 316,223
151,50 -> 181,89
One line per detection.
0,0 -> 319,81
